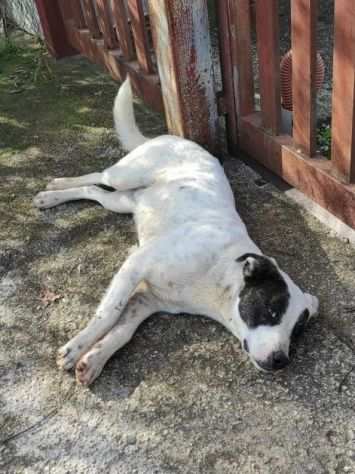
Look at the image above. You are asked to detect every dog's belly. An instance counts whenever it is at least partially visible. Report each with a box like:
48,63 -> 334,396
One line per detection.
128,159 -> 254,315
133,180 -> 241,244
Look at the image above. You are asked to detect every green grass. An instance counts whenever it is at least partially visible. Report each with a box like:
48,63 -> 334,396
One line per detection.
317,120 -> 331,159
0,39 -> 21,62
0,32 -> 116,157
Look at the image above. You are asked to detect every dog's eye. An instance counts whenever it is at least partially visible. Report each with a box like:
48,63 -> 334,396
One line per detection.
291,309 -> 310,339
243,339 -> 249,353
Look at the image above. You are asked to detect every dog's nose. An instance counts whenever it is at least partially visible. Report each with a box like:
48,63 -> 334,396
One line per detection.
257,351 -> 290,371
271,351 -> 290,370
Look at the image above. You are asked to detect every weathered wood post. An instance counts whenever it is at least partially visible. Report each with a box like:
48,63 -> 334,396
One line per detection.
216,0 -> 255,154
255,0 -> 281,135
34,0 -> 77,58
149,0 -> 219,152
291,0 -> 318,157
331,0 -> 355,183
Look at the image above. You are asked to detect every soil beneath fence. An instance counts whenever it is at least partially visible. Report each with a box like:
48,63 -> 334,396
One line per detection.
1,31 -> 355,474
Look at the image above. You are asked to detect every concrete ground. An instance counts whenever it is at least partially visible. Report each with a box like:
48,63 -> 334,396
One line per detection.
1,35 -> 355,474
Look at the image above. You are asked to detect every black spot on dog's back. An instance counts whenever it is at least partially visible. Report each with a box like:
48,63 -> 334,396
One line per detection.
236,253 -> 290,328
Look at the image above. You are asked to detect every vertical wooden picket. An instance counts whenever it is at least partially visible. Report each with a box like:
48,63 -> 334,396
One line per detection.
331,0 -> 355,183
255,0 -> 281,135
34,0 -> 77,58
112,0 -> 135,60
81,0 -> 101,39
291,0 -> 318,157
128,0 -> 154,74
95,0 -> 117,49
71,0 -> 86,29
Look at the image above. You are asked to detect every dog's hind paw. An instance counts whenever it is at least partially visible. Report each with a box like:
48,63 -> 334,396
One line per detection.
33,191 -> 60,209
75,351 -> 105,386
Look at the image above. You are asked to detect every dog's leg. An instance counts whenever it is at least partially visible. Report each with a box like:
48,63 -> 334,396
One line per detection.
75,290 -> 159,385
45,152 -> 154,192
57,249 -> 150,370
44,163 -> 151,193
46,145 -> 174,193
46,172 -> 103,191
33,185 -> 135,212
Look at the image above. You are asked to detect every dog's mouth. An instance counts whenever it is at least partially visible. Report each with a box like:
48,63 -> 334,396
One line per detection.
250,358 -> 271,373
248,353 -> 290,373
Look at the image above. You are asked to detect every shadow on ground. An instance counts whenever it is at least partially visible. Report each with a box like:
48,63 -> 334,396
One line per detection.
1,33 -> 355,474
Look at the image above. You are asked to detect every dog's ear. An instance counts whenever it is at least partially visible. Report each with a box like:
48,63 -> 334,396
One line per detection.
236,253 -> 278,282
304,292 -> 319,318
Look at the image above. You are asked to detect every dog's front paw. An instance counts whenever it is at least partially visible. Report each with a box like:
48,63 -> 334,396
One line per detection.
57,342 -> 86,371
33,191 -> 60,209
75,351 -> 105,386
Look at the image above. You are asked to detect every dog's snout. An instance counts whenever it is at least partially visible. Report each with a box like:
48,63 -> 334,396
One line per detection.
257,351 -> 290,372
272,351 -> 289,370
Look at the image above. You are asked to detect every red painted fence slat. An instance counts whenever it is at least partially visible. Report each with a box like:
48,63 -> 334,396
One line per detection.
231,0 -> 255,118
291,0 -> 318,157
216,0 -> 254,154
331,0 -> 355,184
71,0 -> 86,29
35,0 -> 77,58
216,1 -> 239,153
128,0 -> 154,74
255,0 -> 281,135
112,0 -> 135,60
95,0 -> 117,49
81,0 -> 101,39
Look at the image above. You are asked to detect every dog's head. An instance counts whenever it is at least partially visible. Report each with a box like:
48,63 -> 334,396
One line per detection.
233,253 -> 319,372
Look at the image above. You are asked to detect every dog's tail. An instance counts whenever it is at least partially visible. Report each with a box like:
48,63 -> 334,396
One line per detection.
113,76 -> 149,152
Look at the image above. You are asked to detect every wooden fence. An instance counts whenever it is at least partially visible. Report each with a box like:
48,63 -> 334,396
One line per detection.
59,0 -> 162,113
35,0 -> 355,229
217,0 -> 355,229
35,0 -> 218,150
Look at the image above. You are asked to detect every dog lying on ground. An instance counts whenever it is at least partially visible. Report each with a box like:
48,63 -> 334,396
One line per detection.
34,78 -> 319,385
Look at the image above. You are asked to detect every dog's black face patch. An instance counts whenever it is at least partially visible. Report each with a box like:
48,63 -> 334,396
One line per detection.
236,253 -> 290,328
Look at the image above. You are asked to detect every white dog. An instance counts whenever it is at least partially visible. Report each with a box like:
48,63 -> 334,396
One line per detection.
34,78 -> 319,385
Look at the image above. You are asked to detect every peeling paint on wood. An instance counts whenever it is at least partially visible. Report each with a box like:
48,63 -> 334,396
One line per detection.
149,0 -> 218,151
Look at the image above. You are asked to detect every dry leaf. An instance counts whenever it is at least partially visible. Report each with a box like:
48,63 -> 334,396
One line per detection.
40,288 -> 62,307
